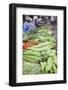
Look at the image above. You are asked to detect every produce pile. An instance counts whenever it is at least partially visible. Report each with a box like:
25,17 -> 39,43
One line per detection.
23,26 -> 57,75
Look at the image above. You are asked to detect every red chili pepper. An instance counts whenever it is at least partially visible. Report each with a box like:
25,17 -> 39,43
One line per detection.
23,43 -> 29,49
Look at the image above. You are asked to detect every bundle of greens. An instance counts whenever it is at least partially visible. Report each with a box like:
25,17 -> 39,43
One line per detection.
23,61 -> 41,74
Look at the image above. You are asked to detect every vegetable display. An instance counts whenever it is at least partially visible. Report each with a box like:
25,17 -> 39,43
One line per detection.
23,26 -> 57,74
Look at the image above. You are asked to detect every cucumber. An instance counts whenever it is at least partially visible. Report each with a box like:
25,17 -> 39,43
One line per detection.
24,55 -> 41,60
52,63 -> 57,73
23,56 -> 38,63
53,59 -> 57,66
40,62 -> 46,72
23,57 -> 37,63
50,68 -> 53,73
23,50 -> 41,57
23,54 -> 41,60
23,55 -> 42,63
28,42 -> 51,49
45,64 -> 49,73
29,45 -> 53,52
47,57 -> 53,71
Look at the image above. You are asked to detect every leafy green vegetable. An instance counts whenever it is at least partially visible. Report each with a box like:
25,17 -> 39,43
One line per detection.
40,62 -> 46,72
47,57 -> 53,71
23,61 -> 41,74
